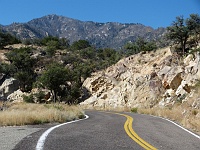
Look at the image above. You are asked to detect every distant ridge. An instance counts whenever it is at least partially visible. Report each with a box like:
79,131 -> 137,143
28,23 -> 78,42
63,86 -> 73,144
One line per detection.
1,14 -> 166,49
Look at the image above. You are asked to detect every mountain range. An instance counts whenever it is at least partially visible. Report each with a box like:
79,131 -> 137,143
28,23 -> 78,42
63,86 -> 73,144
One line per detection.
0,14 -> 166,49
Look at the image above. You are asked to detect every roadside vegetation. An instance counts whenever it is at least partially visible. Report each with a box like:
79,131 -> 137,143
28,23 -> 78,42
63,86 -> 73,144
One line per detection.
0,102 -> 84,126
137,14 -> 200,134
0,33 -> 159,126
0,31 -> 159,105
137,105 -> 200,135
0,13 -> 199,127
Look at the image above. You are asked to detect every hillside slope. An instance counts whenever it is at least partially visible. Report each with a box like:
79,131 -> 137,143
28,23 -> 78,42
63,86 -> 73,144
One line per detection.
81,47 -> 200,133
1,14 -> 166,49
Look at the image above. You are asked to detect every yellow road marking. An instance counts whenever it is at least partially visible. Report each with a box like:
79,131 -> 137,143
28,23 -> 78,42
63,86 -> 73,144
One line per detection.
106,112 -> 157,150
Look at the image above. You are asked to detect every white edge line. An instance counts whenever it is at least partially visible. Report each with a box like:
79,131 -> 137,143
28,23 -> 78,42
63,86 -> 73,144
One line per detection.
159,116 -> 200,139
148,114 -> 200,139
35,115 -> 89,150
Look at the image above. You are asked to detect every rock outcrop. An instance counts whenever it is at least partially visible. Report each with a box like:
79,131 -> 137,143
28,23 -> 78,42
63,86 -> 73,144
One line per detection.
7,89 -> 24,102
0,77 -> 19,101
81,47 -> 200,110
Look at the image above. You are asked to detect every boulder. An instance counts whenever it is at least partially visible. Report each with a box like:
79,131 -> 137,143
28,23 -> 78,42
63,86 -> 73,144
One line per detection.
162,67 -> 183,90
176,80 -> 191,96
183,52 -> 200,87
0,77 -> 19,101
184,54 -> 194,66
157,66 -> 172,79
7,89 -> 25,102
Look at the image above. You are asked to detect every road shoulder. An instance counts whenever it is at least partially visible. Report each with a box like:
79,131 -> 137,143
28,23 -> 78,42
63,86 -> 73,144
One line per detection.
0,126 -> 42,150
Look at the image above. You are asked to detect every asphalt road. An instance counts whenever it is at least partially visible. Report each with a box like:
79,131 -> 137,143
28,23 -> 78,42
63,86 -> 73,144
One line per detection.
11,111 -> 200,150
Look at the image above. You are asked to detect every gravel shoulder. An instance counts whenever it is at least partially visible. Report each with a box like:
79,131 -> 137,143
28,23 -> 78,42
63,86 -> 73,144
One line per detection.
0,126 -> 42,150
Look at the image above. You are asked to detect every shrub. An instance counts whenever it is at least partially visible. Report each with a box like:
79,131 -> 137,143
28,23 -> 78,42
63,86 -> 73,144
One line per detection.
34,91 -> 45,103
131,107 -> 138,113
194,80 -> 200,88
23,94 -> 34,103
45,40 -> 58,56
192,110 -> 198,116
0,31 -> 20,48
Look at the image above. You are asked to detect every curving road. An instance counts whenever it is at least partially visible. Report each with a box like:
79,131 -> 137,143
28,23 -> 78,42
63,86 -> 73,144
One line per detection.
13,111 -> 200,150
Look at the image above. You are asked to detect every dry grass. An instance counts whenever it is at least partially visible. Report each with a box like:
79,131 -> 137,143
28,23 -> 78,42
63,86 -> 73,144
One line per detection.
138,106 -> 183,121
137,85 -> 200,135
0,103 -> 85,126
82,101 -> 200,135
138,106 -> 200,135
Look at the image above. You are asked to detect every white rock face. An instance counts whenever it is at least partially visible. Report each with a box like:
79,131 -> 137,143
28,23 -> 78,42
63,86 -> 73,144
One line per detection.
7,89 -> 24,102
81,48 -> 200,109
0,77 -> 19,101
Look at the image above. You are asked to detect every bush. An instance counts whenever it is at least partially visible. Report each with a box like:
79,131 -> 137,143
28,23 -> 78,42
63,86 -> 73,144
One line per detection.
123,38 -> 157,56
71,40 -> 91,50
23,94 -> 34,103
45,40 -> 58,56
0,31 -> 21,48
131,107 -> 138,113
34,91 -> 45,103
5,47 -> 36,92
192,110 -> 198,116
194,80 -> 200,88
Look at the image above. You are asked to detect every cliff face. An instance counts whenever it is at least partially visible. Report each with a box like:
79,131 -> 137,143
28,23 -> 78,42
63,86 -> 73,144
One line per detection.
81,47 -> 200,110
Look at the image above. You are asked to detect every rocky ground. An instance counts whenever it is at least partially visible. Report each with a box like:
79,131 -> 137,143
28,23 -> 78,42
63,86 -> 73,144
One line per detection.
0,45 -> 200,134
81,47 -> 200,134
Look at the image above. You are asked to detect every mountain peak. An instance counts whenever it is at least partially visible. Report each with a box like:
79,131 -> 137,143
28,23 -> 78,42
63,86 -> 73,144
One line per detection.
1,14 -> 166,48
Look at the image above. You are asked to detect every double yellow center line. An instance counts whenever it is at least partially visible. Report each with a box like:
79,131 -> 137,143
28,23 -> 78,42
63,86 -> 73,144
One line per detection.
108,112 -> 157,150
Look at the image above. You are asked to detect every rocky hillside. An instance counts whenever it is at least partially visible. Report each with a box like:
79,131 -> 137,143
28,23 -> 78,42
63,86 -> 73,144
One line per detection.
1,14 -> 166,49
81,47 -> 200,133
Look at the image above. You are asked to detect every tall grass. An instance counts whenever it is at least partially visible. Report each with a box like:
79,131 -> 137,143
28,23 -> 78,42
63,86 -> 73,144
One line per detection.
138,106 -> 200,135
0,103 -> 84,126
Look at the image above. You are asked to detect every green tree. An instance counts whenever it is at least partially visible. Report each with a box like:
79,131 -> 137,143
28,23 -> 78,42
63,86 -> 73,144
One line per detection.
166,16 -> 189,55
79,47 -> 96,59
39,63 -> 71,102
65,82 -> 82,104
136,37 -> 147,52
124,38 -> 157,56
0,31 -> 20,48
58,38 -> 70,49
0,63 -> 15,77
5,47 -> 36,92
124,42 -> 140,55
166,14 -> 200,55
71,40 -> 91,50
72,62 -> 94,83
144,41 -> 157,52
41,36 -> 59,46
96,48 -> 122,68
186,14 -> 200,48
39,36 -> 69,55
14,71 -> 35,92
45,40 -> 59,56
6,48 -> 35,70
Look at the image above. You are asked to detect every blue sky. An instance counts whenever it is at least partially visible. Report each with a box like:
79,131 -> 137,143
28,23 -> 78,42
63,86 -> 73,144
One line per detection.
1,0 -> 200,28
